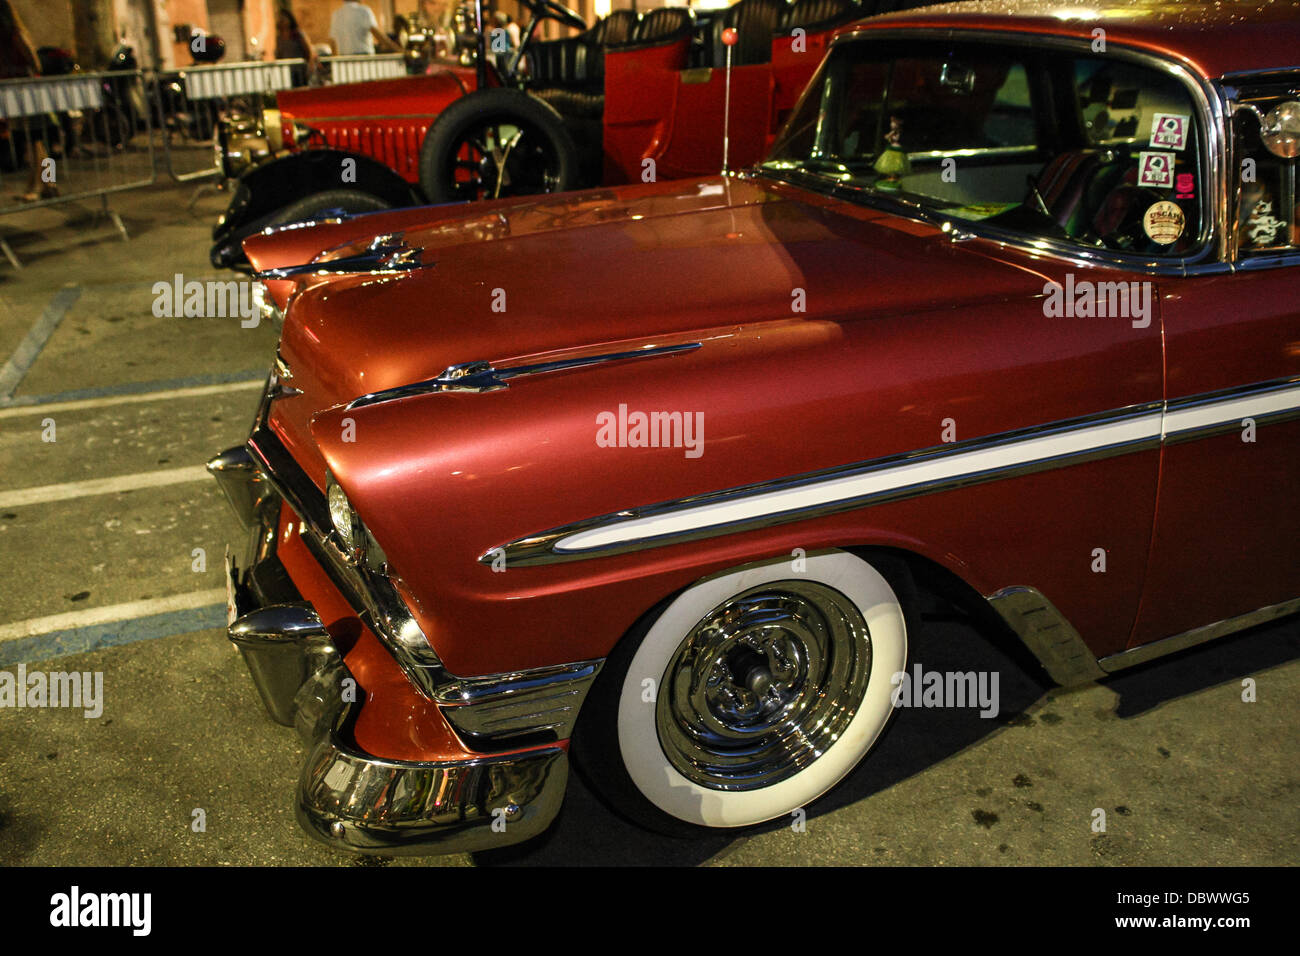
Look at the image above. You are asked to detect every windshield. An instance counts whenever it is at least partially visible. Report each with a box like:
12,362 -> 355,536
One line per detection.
762,37 -> 1206,257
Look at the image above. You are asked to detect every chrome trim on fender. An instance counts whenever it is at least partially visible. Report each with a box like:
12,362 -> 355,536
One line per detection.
489,401 -> 1166,567
346,342 -> 703,410
985,586 -> 1106,686
489,376 -> 1300,567
1098,596 -> 1300,673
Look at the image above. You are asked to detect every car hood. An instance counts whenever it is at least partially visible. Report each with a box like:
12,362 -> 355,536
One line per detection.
266,175 -> 1046,478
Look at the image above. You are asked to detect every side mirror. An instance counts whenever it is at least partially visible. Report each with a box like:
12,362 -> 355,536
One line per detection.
1236,100 -> 1300,159
1261,101 -> 1300,159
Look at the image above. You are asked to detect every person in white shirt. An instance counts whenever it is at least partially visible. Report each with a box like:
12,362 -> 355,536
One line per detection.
329,0 -> 401,55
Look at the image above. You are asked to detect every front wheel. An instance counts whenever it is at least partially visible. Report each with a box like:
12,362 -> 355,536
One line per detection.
575,550 -> 912,835
418,88 -> 579,204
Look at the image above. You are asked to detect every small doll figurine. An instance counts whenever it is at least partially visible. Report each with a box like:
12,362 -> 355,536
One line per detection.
873,114 -> 912,190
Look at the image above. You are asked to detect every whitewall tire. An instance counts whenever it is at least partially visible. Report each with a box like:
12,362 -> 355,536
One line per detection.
583,549 -> 910,832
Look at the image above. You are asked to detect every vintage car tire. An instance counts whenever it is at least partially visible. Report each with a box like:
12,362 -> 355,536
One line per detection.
575,550 -> 914,835
418,88 -> 579,203
264,189 -> 393,231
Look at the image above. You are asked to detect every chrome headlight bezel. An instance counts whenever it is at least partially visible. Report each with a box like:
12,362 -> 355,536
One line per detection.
327,478 -> 363,555
325,476 -> 388,571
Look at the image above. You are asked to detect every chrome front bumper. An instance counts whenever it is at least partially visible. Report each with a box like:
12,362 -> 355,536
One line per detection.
211,436 -> 575,856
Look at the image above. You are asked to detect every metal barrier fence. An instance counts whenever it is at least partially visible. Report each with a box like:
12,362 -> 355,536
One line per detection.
322,54 -> 407,85
154,60 -> 304,181
0,54 -> 414,268
0,70 -> 155,267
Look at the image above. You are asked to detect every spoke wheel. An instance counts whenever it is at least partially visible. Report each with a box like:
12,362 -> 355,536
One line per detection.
419,89 -> 579,204
445,118 -> 564,202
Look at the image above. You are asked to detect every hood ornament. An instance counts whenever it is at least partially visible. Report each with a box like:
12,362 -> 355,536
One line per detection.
253,232 -> 430,280
347,343 -> 702,410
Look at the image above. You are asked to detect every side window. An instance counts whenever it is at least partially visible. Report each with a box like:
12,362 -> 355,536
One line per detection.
1232,85 -> 1300,256
764,40 -> 1208,258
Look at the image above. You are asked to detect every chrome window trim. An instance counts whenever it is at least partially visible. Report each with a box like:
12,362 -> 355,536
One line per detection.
757,27 -> 1228,273
490,375 -> 1300,567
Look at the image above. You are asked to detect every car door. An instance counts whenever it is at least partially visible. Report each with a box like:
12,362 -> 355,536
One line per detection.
1130,76 -> 1300,647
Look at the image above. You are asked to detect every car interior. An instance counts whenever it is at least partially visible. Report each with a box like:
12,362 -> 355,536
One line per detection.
766,40 -> 1207,256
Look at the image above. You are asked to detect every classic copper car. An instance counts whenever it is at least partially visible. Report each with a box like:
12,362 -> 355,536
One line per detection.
209,0 -> 1300,854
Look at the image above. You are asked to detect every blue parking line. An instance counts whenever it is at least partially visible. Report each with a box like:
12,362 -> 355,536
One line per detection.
0,285 -> 82,398
0,368 -> 265,408
0,604 -> 226,667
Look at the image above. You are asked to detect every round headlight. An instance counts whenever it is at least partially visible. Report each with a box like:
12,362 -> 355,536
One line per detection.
327,481 -> 356,550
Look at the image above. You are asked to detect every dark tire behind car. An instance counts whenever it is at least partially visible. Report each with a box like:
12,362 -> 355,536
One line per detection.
419,88 -> 580,204
265,189 -> 393,231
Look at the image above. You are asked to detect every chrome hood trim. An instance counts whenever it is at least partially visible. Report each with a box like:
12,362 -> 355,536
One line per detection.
253,232 -> 430,279
346,342 -> 702,410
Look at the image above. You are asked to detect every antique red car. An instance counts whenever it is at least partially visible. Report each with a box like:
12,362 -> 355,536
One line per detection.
209,0 -> 876,269
209,0 -> 1300,854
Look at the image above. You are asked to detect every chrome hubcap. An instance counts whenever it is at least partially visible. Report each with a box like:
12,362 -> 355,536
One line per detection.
655,581 -> 872,792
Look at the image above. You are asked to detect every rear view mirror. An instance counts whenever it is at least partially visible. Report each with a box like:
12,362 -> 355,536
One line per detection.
939,62 -> 975,95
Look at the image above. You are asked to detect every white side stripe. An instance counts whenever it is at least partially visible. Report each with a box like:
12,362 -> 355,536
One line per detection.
555,381 -> 1300,555
556,412 -> 1165,553
1164,382 -> 1300,437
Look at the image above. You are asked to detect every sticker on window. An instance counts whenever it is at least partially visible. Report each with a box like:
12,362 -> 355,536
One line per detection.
1137,151 -> 1176,189
1143,201 -> 1186,244
1149,113 -> 1190,150
1175,172 -> 1195,199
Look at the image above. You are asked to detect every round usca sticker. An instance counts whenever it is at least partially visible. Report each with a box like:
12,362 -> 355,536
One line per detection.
1143,201 -> 1186,244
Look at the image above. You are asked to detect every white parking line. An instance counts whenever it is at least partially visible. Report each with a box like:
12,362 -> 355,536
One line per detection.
0,379 -> 263,419
0,465 -> 210,509
0,589 -> 227,643
0,285 -> 81,398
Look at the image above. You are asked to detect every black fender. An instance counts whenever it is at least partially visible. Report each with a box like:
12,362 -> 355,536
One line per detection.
211,150 -> 427,269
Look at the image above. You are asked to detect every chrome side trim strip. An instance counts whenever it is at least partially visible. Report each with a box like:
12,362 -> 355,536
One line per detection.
984,586 -> 1106,686
1163,376 -> 1300,444
346,342 -> 703,410
491,376 -> 1300,567
1098,597 -> 1300,673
